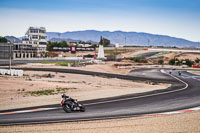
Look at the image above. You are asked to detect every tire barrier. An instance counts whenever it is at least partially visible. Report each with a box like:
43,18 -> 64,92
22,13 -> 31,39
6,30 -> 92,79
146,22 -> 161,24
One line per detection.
0,69 -> 23,76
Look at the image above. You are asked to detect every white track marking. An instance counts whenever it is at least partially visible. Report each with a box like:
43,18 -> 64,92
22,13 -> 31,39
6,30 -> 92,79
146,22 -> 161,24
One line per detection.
0,108 -> 56,115
85,69 -> 188,106
189,107 -> 200,111
0,70 -> 189,116
157,111 -> 180,115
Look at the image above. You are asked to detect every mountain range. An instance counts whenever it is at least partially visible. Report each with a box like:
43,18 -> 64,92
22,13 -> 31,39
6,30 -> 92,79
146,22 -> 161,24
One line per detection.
4,30 -> 199,48
5,36 -> 21,43
47,30 -> 199,48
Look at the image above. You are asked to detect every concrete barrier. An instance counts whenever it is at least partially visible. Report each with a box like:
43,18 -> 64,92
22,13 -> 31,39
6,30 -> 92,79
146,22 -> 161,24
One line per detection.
192,65 -> 200,68
0,69 -> 24,76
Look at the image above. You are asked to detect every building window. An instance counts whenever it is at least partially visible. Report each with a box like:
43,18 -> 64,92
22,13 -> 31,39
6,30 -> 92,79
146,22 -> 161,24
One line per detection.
40,36 -> 46,39
32,35 -> 38,39
30,29 -> 39,33
39,42 -> 47,45
39,30 -> 46,33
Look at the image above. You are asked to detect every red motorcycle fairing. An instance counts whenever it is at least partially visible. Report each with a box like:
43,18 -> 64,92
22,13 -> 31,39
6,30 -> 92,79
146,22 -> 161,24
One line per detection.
61,99 -> 65,105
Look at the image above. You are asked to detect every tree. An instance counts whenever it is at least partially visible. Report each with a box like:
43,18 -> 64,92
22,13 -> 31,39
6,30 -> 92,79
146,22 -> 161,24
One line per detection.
158,59 -> 164,65
59,41 -> 68,47
47,41 -> 53,51
0,36 -> 8,43
47,41 -> 69,51
169,58 -> 180,65
99,37 -> 110,47
195,58 -> 200,64
183,59 -> 194,67
169,58 -> 176,65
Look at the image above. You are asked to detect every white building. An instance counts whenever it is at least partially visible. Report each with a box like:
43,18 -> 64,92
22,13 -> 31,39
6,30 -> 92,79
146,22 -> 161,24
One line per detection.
78,43 -> 92,47
22,27 -> 47,56
115,42 -> 124,48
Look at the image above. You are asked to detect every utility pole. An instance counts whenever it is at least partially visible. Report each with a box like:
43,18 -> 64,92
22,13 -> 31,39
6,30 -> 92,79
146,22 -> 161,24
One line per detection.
9,42 -> 12,73
125,36 -> 126,46
148,39 -> 150,46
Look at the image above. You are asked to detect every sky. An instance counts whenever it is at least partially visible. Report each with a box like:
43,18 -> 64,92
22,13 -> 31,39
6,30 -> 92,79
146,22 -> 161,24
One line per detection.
0,0 -> 199,42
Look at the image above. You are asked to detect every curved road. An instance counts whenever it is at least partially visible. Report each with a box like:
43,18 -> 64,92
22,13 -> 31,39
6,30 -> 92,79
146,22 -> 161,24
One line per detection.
0,68 -> 200,126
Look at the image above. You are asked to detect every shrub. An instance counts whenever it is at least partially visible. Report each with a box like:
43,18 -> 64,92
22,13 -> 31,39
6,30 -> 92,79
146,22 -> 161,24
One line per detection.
28,89 -> 55,96
129,57 -> 148,63
195,58 -> 200,64
158,59 -> 164,65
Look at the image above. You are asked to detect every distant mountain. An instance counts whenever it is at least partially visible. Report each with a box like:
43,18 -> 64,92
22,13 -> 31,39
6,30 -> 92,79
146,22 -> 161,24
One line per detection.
5,36 -> 21,43
85,40 -> 98,44
49,38 -> 81,43
47,30 -> 199,48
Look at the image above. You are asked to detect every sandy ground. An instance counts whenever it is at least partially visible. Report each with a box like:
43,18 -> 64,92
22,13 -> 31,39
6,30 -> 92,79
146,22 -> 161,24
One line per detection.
1,110 -> 200,133
0,70 -> 169,110
176,53 -> 200,61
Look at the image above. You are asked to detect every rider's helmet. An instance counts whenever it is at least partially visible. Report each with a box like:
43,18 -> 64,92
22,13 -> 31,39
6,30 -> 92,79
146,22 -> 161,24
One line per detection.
61,93 -> 67,98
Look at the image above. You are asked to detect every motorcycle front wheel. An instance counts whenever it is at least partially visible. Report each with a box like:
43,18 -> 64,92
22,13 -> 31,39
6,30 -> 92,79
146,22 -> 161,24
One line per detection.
80,105 -> 85,112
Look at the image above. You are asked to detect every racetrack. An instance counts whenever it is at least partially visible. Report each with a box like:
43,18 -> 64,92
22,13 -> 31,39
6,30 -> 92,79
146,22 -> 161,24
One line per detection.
0,68 -> 200,126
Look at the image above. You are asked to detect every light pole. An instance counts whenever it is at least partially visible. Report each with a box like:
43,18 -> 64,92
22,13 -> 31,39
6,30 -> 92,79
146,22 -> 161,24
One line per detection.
9,42 -> 12,73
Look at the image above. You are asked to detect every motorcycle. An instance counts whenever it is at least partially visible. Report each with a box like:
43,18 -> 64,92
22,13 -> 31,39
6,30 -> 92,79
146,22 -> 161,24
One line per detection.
61,98 -> 85,113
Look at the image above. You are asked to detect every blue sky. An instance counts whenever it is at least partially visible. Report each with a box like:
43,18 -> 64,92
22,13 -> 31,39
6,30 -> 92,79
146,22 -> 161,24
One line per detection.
0,0 -> 199,41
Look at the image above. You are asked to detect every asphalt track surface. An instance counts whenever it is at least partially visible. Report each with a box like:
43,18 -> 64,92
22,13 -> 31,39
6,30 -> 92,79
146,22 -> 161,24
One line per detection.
135,52 -> 159,58
0,68 -> 200,126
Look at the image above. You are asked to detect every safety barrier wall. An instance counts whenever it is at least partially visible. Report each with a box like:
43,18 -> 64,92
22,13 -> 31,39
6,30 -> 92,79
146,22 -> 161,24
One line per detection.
192,65 -> 200,68
0,69 -> 23,76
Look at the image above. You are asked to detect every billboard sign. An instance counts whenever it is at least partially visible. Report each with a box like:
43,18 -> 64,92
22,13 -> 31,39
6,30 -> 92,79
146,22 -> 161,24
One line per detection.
53,47 -> 95,52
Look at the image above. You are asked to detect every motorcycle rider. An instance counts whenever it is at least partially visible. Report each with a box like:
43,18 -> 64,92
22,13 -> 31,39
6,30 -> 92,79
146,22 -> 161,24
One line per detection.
178,71 -> 182,76
169,70 -> 172,74
61,93 -> 78,110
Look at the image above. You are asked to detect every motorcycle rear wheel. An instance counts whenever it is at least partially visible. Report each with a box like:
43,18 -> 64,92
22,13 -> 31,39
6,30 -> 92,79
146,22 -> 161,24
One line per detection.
62,104 -> 72,113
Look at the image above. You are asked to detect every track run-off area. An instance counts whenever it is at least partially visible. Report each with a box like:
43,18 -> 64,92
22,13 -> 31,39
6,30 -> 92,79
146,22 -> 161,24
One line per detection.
0,68 -> 200,126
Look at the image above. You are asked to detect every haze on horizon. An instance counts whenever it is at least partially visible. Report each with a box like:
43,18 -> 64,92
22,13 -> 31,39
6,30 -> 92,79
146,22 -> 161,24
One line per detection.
0,0 -> 199,42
